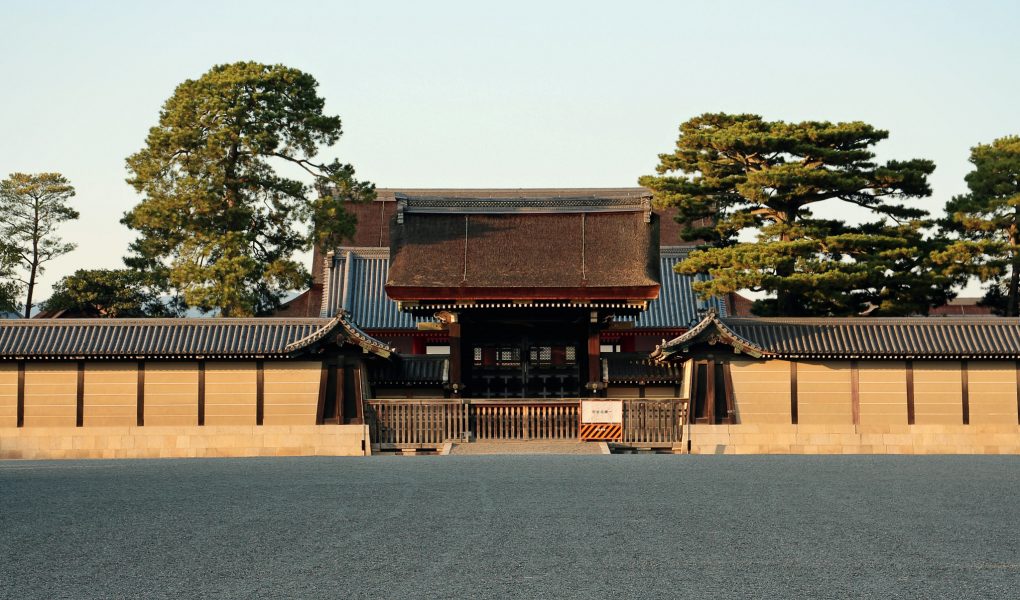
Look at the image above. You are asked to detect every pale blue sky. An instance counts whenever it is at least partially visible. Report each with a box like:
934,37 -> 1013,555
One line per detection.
1,0 -> 1018,299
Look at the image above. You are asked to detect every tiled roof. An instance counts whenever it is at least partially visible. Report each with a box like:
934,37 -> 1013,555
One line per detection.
322,247 -> 724,330
322,248 -> 426,328
337,188 -> 695,251
386,196 -> 660,301
656,311 -> 1020,360
605,354 -> 682,383
621,247 -> 726,327
368,355 -> 448,384
0,314 -> 393,359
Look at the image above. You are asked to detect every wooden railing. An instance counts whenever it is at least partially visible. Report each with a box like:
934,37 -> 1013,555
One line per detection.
472,401 -> 579,441
366,398 -> 689,450
622,398 -> 687,445
366,400 -> 468,448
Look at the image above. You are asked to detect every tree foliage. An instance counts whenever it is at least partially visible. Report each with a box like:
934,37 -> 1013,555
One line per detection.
640,113 -> 948,316
936,136 -> 1020,316
43,269 -> 175,318
0,172 -> 79,318
123,61 -> 374,317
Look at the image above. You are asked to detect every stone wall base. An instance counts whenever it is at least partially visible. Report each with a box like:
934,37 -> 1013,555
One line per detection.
0,425 -> 370,460
690,424 -> 1020,454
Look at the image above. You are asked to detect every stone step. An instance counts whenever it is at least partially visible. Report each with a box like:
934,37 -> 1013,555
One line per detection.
446,440 -> 608,455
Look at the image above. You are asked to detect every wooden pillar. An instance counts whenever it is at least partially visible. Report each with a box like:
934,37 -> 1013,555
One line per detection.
961,360 -> 970,425
448,319 -> 463,397
790,361 -> 799,425
16,361 -> 25,428
411,336 -> 426,355
316,361 -> 328,425
850,360 -> 860,426
1016,360 -> 1020,426
704,360 -> 716,424
136,361 -> 145,427
721,362 -> 736,424
76,361 -> 85,428
197,360 -> 206,426
353,365 -> 365,423
587,323 -> 601,397
255,359 -> 265,426
335,365 -> 345,424
906,360 -> 915,425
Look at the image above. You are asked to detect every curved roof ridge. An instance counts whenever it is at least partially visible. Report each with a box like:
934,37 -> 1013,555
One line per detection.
283,312 -> 393,357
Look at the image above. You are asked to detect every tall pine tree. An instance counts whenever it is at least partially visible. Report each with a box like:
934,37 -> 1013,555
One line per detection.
123,62 -> 374,317
640,113 -> 949,316
938,136 -> 1020,316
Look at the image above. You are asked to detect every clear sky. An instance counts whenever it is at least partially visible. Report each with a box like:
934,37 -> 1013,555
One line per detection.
1,0 -> 1018,300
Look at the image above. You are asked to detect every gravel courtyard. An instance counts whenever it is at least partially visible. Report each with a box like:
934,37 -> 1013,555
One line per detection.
2,456 -> 1018,599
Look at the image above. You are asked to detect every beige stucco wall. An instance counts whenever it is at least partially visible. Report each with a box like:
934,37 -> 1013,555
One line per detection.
144,362 -> 199,426
729,358 -> 791,424
23,363 -> 77,427
0,424 -> 370,459
204,361 -> 257,426
857,361 -> 908,426
913,362 -> 963,425
796,361 -> 853,425
0,363 -> 17,427
83,362 -> 137,427
263,361 -> 321,426
968,361 -> 1018,425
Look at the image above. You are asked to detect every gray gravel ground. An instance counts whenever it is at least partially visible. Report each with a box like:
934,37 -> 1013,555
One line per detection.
1,456 -> 1019,599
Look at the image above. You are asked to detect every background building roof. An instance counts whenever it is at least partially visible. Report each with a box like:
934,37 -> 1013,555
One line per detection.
322,247 -> 725,329
386,194 -> 660,301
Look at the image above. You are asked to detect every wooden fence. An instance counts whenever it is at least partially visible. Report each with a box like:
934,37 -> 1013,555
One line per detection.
367,400 -> 468,448
367,398 -> 688,450
621,398 -> 687,445
473,401 -> 579,441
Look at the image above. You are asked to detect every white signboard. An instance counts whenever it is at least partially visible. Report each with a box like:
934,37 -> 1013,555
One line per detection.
581,400 -> 623,424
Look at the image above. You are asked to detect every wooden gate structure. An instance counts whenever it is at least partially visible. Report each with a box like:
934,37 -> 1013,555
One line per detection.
366,398 -> 689,451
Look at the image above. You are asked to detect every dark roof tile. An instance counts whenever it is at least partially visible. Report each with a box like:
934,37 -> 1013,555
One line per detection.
0,315 -> 393,359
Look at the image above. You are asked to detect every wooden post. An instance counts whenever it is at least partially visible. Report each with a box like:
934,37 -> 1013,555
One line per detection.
76,361 -> 85,427
906,360 -> 915,425
448,319 -> 462,397
136,361 -> 145,427
850,360 -> 860,426
256,359 -> 265,426
316,361 -> 328,425
336,365 -> 345,424
16,361 -> 25,428
197,360 -> 206,426
353,366 -> 365,424
1016,361 -> 1020,426
587,324 -> 601,397
704,360 -> 715,424
961,360 -> 970,425
721,362 -> 736,424
790,361 -> 799,425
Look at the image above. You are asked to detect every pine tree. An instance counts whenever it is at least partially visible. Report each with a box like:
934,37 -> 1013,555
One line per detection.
0,172 -> 78,318
938,136 -> 1020,315
640,113 -> 945,316
123,62 -> 374,317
